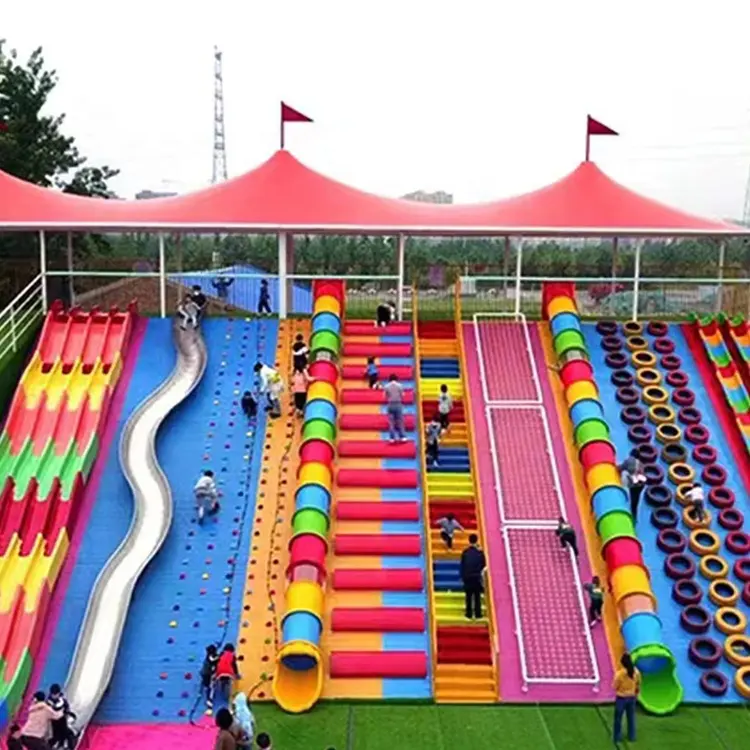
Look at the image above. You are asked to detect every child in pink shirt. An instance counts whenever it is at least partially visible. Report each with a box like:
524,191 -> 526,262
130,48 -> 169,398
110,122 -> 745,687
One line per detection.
291,367 -> 310,417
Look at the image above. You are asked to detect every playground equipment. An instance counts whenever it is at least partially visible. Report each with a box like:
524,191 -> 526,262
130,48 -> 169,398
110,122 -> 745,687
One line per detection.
543,282 -> 682,715
64,323 -> 207,733
273,280 -> 343,712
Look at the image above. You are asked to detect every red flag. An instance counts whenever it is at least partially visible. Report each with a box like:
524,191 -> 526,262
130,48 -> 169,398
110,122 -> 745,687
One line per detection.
585,115 -> 618,160
280,102 -> 312,149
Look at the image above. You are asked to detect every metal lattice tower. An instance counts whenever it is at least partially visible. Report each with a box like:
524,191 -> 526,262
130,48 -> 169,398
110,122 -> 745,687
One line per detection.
212,46 -> 227,184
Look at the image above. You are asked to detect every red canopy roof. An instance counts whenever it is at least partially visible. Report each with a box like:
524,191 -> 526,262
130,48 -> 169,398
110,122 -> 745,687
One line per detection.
0,150 -> 742,235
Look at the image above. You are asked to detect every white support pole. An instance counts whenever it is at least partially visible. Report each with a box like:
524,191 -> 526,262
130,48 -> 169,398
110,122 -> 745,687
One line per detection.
158,233 -> 166,319
278,233 -> 288,319
39,231 -> 48,313
632,239 -> 643,321
396,234 -> 406,321
514,237 -> 524,316
66,231 -> 76,305
716,239 -> 726,313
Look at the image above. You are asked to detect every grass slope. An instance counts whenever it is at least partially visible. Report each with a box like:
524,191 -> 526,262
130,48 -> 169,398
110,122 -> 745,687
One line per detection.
251,703 -> 750,749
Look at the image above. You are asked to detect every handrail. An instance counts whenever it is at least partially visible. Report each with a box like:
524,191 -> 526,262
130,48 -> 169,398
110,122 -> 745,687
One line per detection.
452,279 -> 500,696
411,284 -> 438,698
0,274 -> 44,361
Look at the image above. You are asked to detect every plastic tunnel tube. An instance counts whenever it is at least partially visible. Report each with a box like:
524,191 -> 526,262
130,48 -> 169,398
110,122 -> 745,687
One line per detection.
543,283 -> 682,715
273,279 -> 344,713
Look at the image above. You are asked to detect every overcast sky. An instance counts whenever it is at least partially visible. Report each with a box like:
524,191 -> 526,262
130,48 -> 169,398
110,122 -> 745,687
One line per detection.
4,0 -> 750,219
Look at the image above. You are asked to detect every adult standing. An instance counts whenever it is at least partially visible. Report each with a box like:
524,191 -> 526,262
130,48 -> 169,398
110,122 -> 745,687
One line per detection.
612,652 -> 641,744
460,533 -> 486,619
19,691 -> 63,749
384,374 -> 406,443
619,456 -> 647,522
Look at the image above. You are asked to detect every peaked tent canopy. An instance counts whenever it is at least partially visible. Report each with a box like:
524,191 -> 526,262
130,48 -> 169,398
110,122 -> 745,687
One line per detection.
0,149 -> 743,235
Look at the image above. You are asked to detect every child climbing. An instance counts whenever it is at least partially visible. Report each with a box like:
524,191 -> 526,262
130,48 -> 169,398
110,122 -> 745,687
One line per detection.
257,279 -> 272,316
215,644 -> 241,705
292,333 -> 309,371
241,391 -> 258,419
687,482 -> 706,522
200,643 -> 220,708
425,416 -> 442,467
555,517 -> 579,559
365,357 -> 380,389
619,456 -> 647,522
291,366 -> 309,417
194,469 -> 220,524
384,373 -> 406,443
254,361 -> 284,418
436,511 -> 463,550
583,575 -> 604,627
437,384 -> 453,430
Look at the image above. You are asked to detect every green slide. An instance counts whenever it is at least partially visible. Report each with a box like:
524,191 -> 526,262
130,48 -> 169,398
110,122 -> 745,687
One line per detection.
633,644 -> 683,715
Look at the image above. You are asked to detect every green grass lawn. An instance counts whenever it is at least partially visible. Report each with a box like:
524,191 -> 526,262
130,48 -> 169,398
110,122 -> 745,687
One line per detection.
251,702 -> 750,749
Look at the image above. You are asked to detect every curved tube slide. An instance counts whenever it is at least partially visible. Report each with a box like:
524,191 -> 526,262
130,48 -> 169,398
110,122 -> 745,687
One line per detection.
543,282 -> 682,715
273,279 -> 344,713
64,324 -> 208,731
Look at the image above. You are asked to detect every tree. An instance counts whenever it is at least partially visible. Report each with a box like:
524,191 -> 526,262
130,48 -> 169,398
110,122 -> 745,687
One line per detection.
63,165 -> 120,199
0,40 -> 84,186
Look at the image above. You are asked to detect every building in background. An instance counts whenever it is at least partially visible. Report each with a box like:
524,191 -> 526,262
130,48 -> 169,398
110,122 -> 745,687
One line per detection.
135,189 -> 178,200
401,189 -> 453,204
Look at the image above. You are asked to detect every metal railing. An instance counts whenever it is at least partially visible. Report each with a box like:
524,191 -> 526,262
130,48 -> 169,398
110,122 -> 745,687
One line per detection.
452,283 -> 501,696
411,287 -> 438,698
0,274 -> 45,362
469,303 -> 600,688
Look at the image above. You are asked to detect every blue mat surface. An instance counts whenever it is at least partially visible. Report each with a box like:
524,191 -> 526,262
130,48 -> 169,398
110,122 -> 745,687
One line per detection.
584,322 -> 745,703
41,317 -> 277,722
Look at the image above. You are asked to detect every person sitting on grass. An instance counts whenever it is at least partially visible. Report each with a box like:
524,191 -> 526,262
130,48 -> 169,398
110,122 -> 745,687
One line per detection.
425,416 -> 442,467
436,511 -> 463,550
583,575 -> 604,627
555,516 -> 579,559
365,357 -> 380,389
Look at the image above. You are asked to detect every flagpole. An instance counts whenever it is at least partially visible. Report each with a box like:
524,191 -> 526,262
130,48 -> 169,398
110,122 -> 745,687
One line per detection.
585,118 -> 590,162
280,115 -> 285,150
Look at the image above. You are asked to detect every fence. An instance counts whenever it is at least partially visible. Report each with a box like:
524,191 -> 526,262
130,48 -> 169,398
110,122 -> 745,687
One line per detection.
0,274 -> 45,364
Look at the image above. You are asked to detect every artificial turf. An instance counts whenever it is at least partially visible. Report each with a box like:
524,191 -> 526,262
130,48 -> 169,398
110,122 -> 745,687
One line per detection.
251,702 -> 750,749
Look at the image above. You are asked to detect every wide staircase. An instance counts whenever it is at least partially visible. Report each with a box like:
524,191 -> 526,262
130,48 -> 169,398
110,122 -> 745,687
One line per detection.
324,319 -> 430,699
416,319 -> 498,702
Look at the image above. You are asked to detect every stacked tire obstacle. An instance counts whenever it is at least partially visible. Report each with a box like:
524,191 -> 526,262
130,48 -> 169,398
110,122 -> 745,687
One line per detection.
542,282 -> 682,714
273,280 -> 344,713
598,317 -> 750,700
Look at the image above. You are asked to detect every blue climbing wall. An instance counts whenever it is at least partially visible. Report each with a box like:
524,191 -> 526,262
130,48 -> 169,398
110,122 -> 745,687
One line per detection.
42,316 -> 278,722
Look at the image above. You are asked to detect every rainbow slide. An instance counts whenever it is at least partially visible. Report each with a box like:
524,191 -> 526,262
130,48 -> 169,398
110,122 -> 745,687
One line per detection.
543,283 -> 682,715
0,301 -> 135,728
273,280 -> 344,713
695,315 -> 750,451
